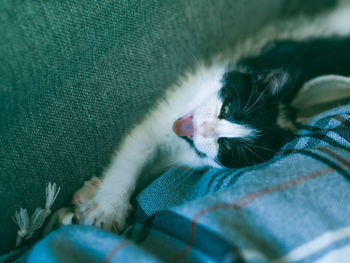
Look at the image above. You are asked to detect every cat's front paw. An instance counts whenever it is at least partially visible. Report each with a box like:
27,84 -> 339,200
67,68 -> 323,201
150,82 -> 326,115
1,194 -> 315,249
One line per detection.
77,196 -> 131,233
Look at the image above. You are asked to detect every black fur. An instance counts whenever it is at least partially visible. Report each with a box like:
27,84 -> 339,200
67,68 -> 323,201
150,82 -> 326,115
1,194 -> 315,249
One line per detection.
217,36 -> 350,168
217,71 -> 290,168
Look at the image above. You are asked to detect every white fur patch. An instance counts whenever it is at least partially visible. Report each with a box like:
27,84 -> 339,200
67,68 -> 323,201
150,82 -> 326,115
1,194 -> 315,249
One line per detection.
193,94 -> 255,159
216,119 -> 254,138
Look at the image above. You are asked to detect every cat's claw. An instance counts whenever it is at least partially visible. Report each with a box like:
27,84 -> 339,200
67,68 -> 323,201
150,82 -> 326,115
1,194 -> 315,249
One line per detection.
72,176 -> 101,206
77,197 -> 131,233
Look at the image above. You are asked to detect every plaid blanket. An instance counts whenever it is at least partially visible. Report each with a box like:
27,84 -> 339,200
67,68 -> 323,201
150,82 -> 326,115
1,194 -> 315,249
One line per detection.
26,86 -> 350,262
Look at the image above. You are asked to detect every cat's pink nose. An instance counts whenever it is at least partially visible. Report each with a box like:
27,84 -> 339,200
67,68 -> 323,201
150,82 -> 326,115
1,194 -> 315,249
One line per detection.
199,121 -> 216,138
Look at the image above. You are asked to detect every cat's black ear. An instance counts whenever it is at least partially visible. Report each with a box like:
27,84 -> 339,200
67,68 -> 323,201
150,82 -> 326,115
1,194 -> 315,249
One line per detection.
254,70 -> 292,101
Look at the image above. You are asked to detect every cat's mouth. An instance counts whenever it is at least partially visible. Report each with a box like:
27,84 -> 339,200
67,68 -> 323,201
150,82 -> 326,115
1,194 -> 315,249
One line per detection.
172,111 -> 195,140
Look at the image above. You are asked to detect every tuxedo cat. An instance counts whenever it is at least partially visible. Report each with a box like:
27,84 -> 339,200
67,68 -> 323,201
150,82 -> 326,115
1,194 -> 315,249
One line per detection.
72,35 -> 350,232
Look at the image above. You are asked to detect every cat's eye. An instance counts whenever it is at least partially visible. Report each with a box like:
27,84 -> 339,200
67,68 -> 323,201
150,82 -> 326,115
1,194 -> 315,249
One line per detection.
219,103 -> 231,118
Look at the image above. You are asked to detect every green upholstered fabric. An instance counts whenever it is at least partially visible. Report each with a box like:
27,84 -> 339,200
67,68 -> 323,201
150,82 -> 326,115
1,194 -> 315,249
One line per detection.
0,0 -> 335,254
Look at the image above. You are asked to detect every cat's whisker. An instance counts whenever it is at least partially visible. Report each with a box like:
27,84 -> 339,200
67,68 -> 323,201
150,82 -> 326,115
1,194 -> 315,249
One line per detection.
242,85 -> 255,113
245,141 -> 278,153
241,135 -> 257,144
242,90 -> 265,114
244,100 -> 267,115
239,144 -> 250,165
243,143 -> 265,161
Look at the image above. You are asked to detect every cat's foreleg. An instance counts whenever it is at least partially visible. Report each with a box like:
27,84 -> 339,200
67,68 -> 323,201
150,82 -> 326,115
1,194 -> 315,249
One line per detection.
77,121 -> 161,232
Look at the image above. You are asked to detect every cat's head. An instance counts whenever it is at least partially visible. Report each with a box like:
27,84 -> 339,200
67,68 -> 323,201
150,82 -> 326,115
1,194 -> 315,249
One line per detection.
173,69 -> 295,168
